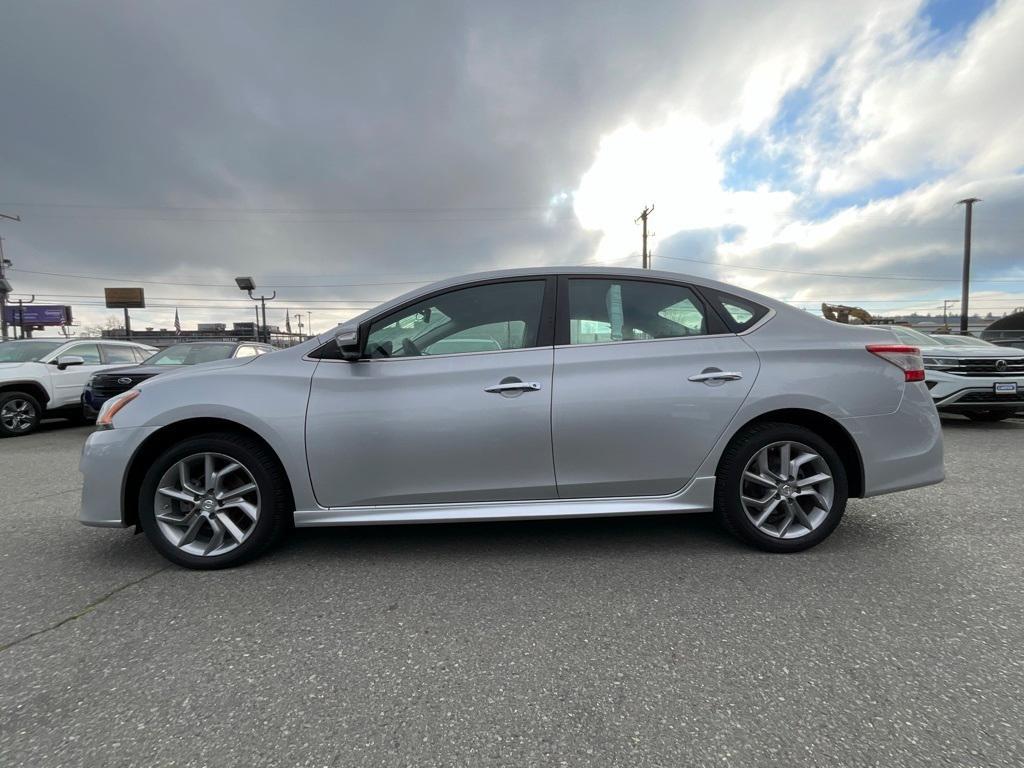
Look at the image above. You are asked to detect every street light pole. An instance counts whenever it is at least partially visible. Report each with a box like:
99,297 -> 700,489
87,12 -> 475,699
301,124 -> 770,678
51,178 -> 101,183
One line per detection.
234,276 -> 275,344
956,197 -> 980,335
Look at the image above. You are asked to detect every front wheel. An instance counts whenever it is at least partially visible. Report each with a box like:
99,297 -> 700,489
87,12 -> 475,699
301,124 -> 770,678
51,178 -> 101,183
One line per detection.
138,432 -> 291,569
715,422 -> 848,553
0,391 -> 42,437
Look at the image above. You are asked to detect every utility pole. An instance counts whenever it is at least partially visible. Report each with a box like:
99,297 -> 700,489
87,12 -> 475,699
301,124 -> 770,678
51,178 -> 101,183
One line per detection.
0,212 -> 21,341
957,197 -> 980,335
307,311 -> 312,337
943,299 -> 958,333
294,313 -> 304,340
635,205 -> 654,269
12,295 -> 36,339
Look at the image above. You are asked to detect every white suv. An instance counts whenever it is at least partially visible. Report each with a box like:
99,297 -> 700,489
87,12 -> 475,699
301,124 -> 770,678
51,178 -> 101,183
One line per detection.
0,338 -> 157,437
889,327 -> 1024,422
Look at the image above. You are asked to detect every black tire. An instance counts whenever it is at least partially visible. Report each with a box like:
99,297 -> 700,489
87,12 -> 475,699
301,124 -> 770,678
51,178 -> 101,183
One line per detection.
138,432 -> 291,569
964,411 -> 1011,422
0,391 -> 42,438
715,422 -> 848,553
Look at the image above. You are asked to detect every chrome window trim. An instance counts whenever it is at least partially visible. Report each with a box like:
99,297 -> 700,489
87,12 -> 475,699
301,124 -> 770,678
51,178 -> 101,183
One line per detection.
310,344 -> 553,364
554,332 -> 736,351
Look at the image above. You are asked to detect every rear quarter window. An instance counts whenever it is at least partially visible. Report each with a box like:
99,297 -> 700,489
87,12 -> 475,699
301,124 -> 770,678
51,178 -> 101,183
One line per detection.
706,290 -> 769,333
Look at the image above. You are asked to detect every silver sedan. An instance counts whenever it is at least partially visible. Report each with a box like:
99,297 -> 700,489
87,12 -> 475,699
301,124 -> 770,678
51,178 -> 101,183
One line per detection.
80,267 -> 944,568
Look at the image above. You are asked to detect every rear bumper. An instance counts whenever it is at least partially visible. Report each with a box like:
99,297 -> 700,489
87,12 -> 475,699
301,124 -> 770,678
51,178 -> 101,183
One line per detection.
79,425 -> 160,527
841,383 -> 944,498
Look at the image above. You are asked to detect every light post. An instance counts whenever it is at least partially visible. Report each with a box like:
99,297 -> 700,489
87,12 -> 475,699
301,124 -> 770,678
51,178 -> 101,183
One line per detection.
235,276 -> 276,344
956,198 -> 980,335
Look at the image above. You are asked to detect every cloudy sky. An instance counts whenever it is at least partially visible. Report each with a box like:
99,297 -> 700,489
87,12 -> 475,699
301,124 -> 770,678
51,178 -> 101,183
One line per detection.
1,0 -> 1022,335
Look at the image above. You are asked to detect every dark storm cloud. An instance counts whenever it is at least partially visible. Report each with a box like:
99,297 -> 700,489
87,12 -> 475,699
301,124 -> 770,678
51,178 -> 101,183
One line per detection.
0,0 -> 708,307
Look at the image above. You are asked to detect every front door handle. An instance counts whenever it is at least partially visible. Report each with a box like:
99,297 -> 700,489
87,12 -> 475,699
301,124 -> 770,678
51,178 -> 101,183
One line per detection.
484,381 -> 542,393
688,370 -> 743,383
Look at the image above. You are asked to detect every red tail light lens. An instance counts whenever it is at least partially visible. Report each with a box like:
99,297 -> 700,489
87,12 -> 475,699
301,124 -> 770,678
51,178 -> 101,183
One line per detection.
866,344 -> 925,382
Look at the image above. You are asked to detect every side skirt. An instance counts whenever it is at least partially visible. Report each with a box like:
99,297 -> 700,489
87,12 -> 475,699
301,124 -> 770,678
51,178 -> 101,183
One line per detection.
293,476 -> 717,527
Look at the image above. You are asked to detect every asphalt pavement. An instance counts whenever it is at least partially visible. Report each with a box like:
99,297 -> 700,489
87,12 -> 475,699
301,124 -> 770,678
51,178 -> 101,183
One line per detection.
1,417 -> 1023,767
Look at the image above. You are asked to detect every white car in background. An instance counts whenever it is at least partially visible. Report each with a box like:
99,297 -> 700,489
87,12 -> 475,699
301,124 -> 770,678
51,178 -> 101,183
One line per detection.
890,327 -> 1024,421
0,338 -> 157,437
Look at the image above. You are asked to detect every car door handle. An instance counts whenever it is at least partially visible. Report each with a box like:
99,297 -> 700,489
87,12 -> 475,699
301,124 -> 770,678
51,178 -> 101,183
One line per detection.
484,381 -> 542,393
688,371 -> 743,382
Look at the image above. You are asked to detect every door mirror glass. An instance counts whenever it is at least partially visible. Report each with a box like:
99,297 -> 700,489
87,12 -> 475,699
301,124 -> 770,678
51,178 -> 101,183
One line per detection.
334,329 -> 361,361
56,355 -> 85,370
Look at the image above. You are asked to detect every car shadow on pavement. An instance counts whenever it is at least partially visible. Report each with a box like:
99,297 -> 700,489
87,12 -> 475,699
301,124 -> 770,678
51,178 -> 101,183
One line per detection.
939,415 -> 1024,430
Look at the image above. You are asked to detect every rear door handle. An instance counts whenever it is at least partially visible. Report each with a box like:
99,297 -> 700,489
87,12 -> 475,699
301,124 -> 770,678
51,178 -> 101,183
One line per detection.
484,381 -> 542,393
688,371 -> 743,382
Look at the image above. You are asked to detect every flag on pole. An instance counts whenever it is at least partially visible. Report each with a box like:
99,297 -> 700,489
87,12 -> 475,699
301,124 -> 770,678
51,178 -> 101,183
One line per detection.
285,309 -> 292,334
174,308 -> 181,336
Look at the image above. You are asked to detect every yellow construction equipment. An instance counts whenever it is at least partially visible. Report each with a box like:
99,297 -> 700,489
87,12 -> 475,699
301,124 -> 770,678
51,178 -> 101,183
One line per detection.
821,303 -> 874,324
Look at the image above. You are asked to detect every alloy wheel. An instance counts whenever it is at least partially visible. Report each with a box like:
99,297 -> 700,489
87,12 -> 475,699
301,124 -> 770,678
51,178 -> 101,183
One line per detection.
154,452 -> 261,557
739,440 -> 834,539
1,398 -> 36,433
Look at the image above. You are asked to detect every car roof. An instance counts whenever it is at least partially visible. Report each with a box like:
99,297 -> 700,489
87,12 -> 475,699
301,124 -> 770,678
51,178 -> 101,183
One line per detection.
327,265 -> 793,335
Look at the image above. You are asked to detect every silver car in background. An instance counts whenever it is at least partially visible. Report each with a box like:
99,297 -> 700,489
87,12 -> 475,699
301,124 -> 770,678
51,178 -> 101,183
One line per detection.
79,267 -> 944,568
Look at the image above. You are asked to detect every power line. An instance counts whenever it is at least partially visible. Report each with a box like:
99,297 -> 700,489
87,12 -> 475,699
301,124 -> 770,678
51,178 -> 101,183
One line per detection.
653,253 -> 1024,283
8,267 -> 432,288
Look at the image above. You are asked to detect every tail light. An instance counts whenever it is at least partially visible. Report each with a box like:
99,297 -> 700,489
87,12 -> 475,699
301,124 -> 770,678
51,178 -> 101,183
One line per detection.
866,344 -> 925,382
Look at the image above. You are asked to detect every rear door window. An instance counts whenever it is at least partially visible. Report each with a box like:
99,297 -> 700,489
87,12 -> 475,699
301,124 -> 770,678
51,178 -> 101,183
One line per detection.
566,279 -> 708,345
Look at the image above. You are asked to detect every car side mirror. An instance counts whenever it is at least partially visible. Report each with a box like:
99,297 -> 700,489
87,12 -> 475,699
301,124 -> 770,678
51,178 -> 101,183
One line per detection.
334,329 -> 361,361
56,355 -> 85,370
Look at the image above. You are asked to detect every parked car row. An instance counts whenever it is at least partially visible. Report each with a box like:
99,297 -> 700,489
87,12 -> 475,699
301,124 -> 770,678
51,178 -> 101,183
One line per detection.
0,340 -> 271,437
78,267 -> 947,569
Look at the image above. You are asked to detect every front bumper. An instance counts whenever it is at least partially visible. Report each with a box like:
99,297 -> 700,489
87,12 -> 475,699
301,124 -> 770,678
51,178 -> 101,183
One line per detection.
926,371 -> 1024,412
79,425 -> 160,527
840,382 -> 944,498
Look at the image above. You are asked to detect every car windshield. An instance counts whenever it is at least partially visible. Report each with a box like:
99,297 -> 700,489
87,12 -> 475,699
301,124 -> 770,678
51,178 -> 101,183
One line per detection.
890,327 -> 942,347
0,340 -> 65,362
144,343 -> 238,365
931,335 -> 996,347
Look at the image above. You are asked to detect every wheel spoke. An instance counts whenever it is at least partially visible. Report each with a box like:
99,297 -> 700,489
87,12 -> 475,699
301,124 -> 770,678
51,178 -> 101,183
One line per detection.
204,518 -> 226,555
778,443 -> 791,479
216,512 -> 247,543
798,488 -> 830,511
796,472 -> 831,488
157,486 -> 196,504
213,462 -> 242,493
178,461 -> 202,496
204,454 -> 215,492
221,499 -> 259,521
787,498 -> 813,530
743,470 -> 775,488
789,452 -> 817,475
753,498 -> 781,527
776,508 -> 795,537
757,449 -> 778,480
218,482 -> 256,502
177,515 -> 205,547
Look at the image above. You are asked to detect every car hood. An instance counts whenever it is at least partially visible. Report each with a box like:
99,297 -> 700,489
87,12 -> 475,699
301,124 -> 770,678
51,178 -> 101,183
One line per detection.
920,345 -> 1024,357
0,361 -> 44,374
94,364 -> 179,377
134,355 -> 257,388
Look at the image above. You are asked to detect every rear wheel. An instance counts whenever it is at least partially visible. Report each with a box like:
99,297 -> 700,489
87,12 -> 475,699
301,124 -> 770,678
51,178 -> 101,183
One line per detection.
0,391 -> 41,437
138,433 -> 291,569
964,410 -> 1012,422
715,422 -> 848,552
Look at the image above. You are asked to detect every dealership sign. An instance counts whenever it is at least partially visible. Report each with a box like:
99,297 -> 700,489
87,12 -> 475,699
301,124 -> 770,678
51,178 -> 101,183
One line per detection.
104,287 -> 146,309
3,304 -> 74,327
